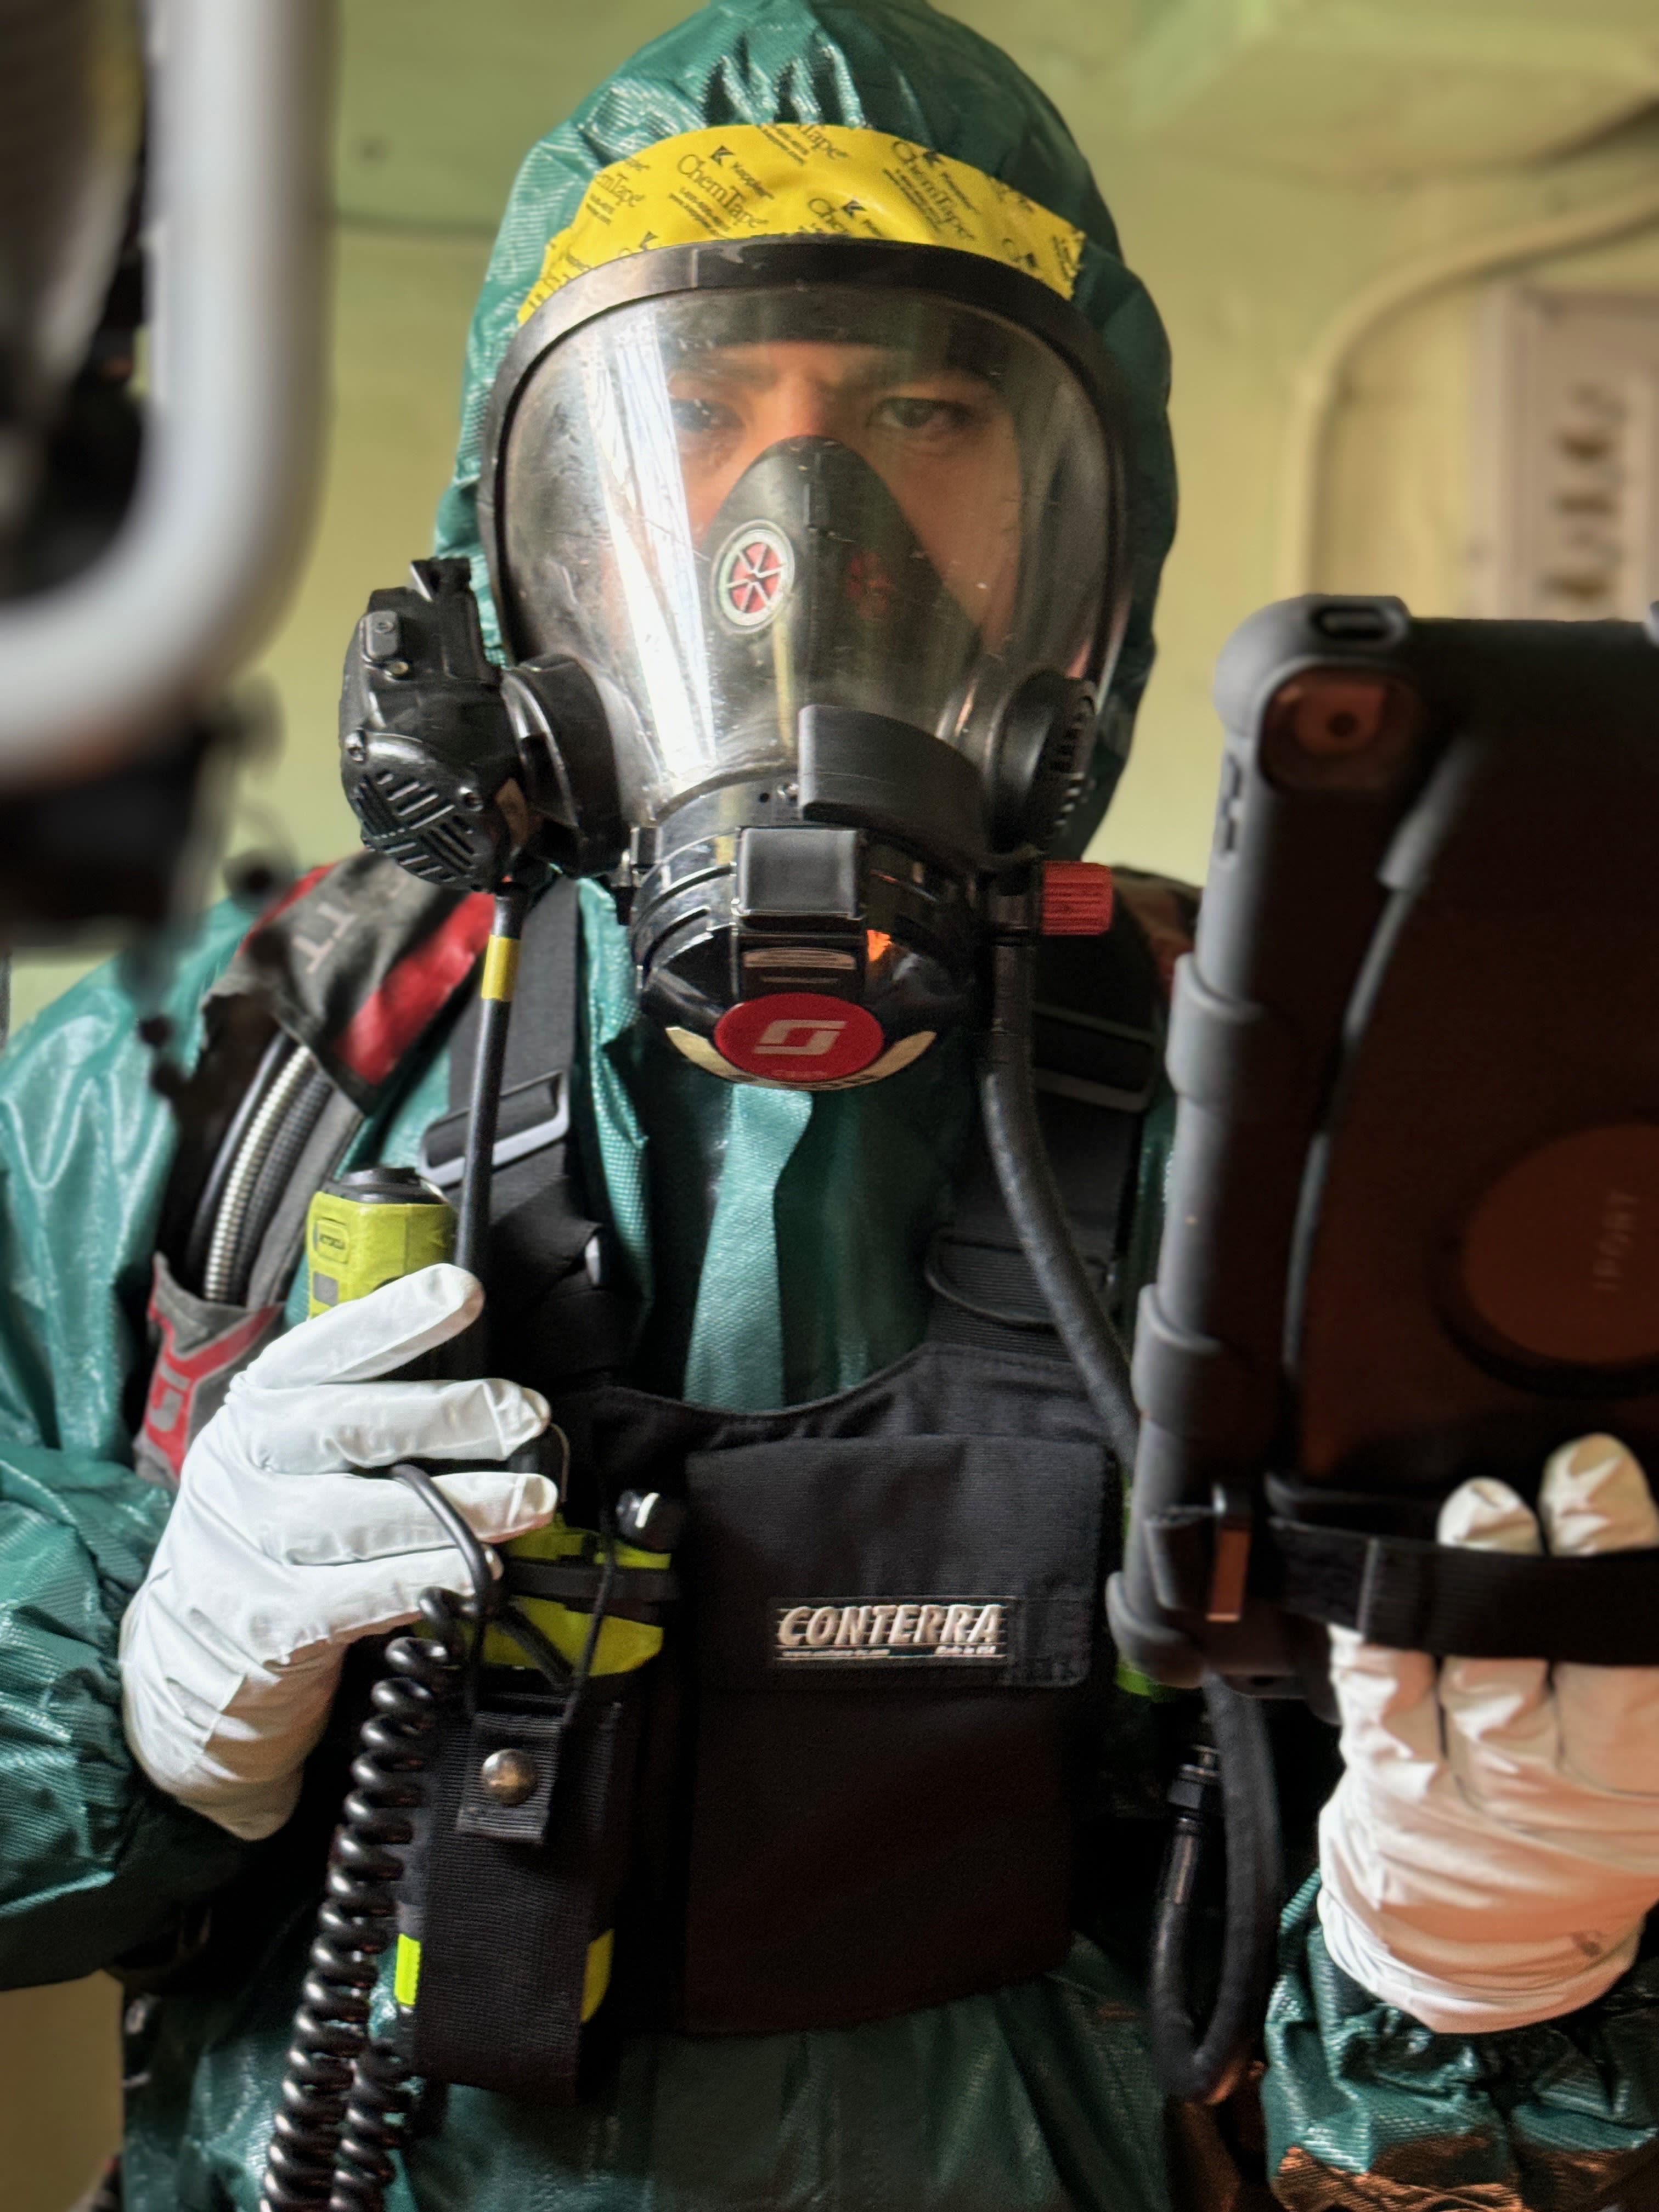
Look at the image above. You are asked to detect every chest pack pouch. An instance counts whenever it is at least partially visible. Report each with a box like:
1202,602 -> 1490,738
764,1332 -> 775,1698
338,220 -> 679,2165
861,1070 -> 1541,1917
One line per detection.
398,1355 -> 1115,2097
1108,596 -> 1659,1693
349,934 -> 1148,2148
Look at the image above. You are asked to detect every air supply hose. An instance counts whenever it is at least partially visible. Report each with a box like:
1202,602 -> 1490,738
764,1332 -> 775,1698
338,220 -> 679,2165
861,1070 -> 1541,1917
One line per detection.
980,936 -> 1140,1475
1148,1681 -> 1283,2104
980,930 -> 1283,2105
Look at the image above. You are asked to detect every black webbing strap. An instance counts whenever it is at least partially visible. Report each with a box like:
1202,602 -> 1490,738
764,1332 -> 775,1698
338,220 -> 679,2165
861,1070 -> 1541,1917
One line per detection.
426,878 -> 633,1384
1267,1515 -> 1659,1662
409,1675 -> 639,2103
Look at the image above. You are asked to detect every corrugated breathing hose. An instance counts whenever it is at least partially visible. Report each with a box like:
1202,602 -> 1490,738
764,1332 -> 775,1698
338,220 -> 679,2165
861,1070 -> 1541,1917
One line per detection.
202,1041 -> 318,1300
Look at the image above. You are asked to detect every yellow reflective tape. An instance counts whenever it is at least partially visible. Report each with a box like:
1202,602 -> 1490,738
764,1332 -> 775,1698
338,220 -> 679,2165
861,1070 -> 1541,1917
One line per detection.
582,1929 -> 614,2024
518,124 -> 1084,324
394,1933 -> 422,2007
481,1599 -> 663,1677
480,935 -> 521,1002
507,1520 -> 669,1572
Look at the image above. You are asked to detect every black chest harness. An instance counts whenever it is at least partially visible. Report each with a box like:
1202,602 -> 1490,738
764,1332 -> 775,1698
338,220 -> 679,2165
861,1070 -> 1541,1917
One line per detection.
408,883 -> 1161,2098
147,872 -> 1166,2125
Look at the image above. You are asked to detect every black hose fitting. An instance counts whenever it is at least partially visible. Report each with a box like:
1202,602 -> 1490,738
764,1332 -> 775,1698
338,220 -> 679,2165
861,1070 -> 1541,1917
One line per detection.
1148,1679 -> 1283,2104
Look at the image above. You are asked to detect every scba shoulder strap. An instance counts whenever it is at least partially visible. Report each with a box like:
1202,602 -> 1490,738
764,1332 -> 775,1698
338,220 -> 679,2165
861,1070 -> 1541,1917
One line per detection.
420,877 -> 634,1388
926,898 -> 1165,1357
138,859 -> 504,1481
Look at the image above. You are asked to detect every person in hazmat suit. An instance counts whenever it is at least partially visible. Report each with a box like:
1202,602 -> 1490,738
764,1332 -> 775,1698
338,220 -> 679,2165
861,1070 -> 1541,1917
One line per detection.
5,4 -> 1659,2209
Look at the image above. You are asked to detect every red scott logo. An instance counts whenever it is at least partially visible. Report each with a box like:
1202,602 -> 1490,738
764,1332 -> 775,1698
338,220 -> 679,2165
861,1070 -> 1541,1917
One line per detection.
714,522 -> 794,631
713,992 -> 884,1082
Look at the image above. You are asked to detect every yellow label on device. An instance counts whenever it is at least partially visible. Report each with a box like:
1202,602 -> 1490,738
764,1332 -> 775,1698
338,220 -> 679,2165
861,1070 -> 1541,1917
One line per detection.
517,124 -> 1084,323
304,1188 -> 455,1317
480,935 -> 521,1001
482,1519 -> 668,1676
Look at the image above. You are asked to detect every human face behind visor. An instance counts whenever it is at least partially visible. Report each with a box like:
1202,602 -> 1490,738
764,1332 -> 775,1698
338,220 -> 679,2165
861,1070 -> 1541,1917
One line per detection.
494,286 -> 1117,831
667,339 -> 1023,641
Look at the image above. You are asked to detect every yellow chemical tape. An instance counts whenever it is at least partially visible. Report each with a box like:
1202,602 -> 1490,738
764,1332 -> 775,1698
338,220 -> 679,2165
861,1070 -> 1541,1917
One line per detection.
518,123 -> 1084,324
480,934 -> 521,1002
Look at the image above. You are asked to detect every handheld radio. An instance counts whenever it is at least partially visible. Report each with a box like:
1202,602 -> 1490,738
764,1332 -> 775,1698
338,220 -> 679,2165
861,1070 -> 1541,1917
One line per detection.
304,1166 -> 455,1315
263,891 -> 682,2212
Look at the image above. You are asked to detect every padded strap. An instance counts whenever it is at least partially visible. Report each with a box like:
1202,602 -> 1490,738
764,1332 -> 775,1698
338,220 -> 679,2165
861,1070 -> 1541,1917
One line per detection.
443,878 -> 579,1116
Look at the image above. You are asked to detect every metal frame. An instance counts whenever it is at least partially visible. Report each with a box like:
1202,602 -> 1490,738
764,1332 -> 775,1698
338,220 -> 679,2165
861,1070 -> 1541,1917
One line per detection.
0,0 -> 331,775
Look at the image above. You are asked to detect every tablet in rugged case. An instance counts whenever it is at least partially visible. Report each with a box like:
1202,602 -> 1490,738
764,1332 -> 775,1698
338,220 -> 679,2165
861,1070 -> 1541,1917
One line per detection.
1109,596 -> 1659,1691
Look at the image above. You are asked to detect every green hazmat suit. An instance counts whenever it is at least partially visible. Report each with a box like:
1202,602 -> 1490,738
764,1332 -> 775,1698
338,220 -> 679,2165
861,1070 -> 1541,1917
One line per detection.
3,2 -> 1659,2208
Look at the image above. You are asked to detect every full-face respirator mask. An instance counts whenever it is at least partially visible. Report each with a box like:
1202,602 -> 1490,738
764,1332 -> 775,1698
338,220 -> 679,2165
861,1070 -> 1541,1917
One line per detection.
338,241 -> 1133,1082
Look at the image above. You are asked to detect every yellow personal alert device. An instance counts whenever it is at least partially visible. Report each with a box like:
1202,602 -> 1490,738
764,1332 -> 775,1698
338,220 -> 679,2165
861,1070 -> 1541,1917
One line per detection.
305,1165 -> 456,1316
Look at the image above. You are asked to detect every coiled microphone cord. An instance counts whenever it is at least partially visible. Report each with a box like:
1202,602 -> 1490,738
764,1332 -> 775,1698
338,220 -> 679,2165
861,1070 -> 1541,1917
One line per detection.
260,1460 -> 606,2211
260,1465 -> 487,2212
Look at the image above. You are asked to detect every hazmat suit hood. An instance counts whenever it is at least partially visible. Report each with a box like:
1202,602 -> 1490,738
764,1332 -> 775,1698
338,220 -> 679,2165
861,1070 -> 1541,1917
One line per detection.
432,0 -> 1176,856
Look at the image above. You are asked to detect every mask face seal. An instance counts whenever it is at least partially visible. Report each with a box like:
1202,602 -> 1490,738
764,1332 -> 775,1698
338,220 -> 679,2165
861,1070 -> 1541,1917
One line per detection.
342,242 -> 1133,1087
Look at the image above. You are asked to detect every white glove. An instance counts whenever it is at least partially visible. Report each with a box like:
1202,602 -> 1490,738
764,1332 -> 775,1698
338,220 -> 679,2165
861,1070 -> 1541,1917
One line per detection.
1318,1434 -> 1659,2034
120,1264 -> 556,1842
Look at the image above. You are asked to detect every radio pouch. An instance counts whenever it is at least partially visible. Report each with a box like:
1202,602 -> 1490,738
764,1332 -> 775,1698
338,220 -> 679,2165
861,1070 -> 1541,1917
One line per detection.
398,1521 -> 676,2102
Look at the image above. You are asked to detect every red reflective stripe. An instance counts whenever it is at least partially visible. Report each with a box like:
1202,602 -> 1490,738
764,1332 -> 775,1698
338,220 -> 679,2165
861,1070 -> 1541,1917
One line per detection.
331,891 -> 493,1087
1040,861 -> 1114,936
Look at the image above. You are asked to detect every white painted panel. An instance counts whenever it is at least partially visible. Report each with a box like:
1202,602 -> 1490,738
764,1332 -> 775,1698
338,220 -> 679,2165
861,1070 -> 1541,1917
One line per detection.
1470,287 -> 1659,621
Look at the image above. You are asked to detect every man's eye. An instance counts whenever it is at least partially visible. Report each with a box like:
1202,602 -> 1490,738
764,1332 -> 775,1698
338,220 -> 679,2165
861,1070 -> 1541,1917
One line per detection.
670,396 -> 739,438
874,396 -> 970,435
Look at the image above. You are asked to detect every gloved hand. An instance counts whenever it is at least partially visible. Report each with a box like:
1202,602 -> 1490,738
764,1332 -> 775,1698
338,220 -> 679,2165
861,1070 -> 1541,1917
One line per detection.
1318,1434 -> 1659,2034
120,1263 -> 556,1842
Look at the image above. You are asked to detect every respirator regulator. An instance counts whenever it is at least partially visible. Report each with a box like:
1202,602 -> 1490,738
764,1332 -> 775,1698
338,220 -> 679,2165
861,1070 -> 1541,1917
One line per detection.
340,242 -> 1133,1079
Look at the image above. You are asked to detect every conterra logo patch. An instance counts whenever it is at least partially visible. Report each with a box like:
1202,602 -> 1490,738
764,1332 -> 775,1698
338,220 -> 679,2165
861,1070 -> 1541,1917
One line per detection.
773,1599 -> 1013,1663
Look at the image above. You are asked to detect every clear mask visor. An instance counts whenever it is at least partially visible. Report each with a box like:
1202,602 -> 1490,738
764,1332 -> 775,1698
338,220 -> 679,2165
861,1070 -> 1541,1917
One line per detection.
494,285 -> 1121,825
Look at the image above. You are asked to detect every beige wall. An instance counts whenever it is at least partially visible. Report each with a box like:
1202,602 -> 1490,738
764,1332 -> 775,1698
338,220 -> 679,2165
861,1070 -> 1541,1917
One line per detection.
0,1978 -> 123,2212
